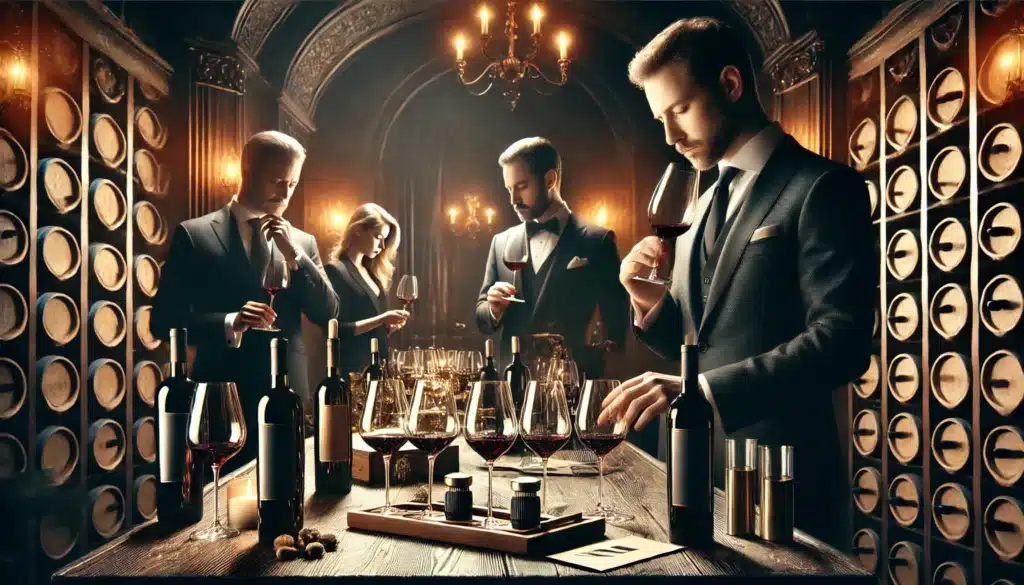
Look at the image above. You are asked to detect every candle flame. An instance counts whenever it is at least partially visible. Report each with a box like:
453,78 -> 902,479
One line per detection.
485,208 -> 495,224
454,34 -> 466,51
531,5 -> 543,22
557,31 -> 570,59
479,6 -> 490,23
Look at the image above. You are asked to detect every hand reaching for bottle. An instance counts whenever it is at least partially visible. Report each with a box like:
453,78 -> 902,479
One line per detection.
597,371 -> 681,431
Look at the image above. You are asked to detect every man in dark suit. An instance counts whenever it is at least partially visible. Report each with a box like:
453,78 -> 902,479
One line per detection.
152,130 -> 339,472
475,137 -> 628,378
598,18 -> 873,550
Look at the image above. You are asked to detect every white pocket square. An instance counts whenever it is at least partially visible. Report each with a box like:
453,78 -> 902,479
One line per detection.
567,256 -> 589,269
750,224 -> 781,242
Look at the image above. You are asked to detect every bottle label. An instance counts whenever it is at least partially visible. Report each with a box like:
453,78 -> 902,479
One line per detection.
671,428 -> 710,507
158,412 -> 188,483
259,423 -> 296,500
319,404 -> 351,463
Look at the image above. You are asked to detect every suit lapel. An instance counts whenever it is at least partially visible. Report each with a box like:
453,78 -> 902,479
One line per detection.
530,214 -> 579,323
699,137 -> 798,335
674,189 -> 715,334
209,205 -> 258,291
343,257 -> 383,314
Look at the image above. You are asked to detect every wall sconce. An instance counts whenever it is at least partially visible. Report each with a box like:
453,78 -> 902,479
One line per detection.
221,153 -> 241,192
448,194 -> 497,239
0,40 -> 30,111
998,23 -> 1024,100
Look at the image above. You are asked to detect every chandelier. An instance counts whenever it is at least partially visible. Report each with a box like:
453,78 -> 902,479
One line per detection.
447,194 -> 497,239
453,2 -> 572,111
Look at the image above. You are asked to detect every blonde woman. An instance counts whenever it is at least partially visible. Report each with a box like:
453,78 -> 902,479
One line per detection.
325,203 -> 408,378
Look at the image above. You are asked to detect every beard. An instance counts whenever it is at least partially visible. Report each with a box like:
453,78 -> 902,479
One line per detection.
516,189 -> 553,221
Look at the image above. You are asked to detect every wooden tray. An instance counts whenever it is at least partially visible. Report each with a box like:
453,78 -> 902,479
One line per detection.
347,502 -> 605,556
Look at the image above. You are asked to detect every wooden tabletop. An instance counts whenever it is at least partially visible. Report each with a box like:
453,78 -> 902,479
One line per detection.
53,437 -> 871,583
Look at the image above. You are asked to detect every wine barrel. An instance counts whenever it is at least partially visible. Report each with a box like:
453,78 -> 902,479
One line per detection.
888,473 -> 922,527
38,226 -> 81,281
984,495 -> 1024,560
135,254 -> 160,297
134,148 -> 160,194
88,484 -> 125,539
91,113 -> 126,168
0,358 -> 27,419
41,87 -> 82,145
0,432 -> 27,478
886,165 -> 919,214
932,417 -> 972,473
134,107 -> 166,150
888,353 -> 920,404
849,118 -> 877,169
39,507 -> 81,560
88,358 -> 125,412
37,425 -> 79,485
37,355 -> 79,413
984,425 -> 1024,487
980,202 -> 1021,261
928,145 -> 966,201
932,482 -> 972,542
931,352 -> 970,409
929,217 -> 968,272
930,283 -> 969,340
89,243 -> 127,291
134,474 -> 157,520
37,292 -> 79,346
90,178 -> 127,231
982,349 -> 1023,416
888,541 -> 922,585
89,301 -> 127,347
92,56 -> 125,105
885,95 -> 918,153
0,209 -> 29,266
88,418 -> 125,471
886,229 -> 919,280
852,528 -> 880,573
135,305 -> 160,350
134,360 -> 162,407
139,81 -> 162,102
933,562 -> 968,585
979,123 -> 1022,182
133,416 -> 156,463
853,466 -> 882,515
0,127 -> 28,192
134,201 -> 164,245
0,283 -> 28,341
887,292 -> 920,341
888,412 -> 922,464
981,274 -> 1023,336
852,354 -> 880,399
39,158 -> 82,214
926,67 -> 965,128
866,180 -> 879,217
853,409 -> 881,457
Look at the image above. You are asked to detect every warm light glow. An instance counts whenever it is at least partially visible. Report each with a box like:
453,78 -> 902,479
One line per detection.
530,5 -> 543,35
479,5 -> 491,35
454,34 -> 466,61
7,58 -> 26,85
221,155 -> 241,188
595,206 -> 608,227
485,208 -> 495,224
557,31 -> 570,60
448,206 -> 459,225
331,211 -> 345,227
1001,51 -> 1017,70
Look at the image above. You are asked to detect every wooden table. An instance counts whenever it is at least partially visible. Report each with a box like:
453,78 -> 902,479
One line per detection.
54,438 -> 871,583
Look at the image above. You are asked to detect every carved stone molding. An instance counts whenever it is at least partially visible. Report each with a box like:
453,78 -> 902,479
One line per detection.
231,0 -> 296,58
278,91 -> 315,142
766,31 -> 826,94
848,0 -> 958,79
189,40 -> 246,94
729,0 -> 790,64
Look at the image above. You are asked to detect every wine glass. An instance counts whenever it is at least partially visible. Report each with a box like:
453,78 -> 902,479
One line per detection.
397,275 -> 418,312
502,231 -> 528,303
254,240 -> 289,332
464,380 -> 519,528
521,380 -> 572,513
633,162 -> 702,286
577,379 -> 635,524
359,377 -> 410,515
407,378 -> 460,519
184,382 -> 247,541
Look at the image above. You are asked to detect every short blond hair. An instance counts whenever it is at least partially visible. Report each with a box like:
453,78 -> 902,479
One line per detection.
241,130 -> 306,172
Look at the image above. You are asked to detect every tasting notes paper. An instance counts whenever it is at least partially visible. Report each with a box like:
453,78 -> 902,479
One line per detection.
547,536 -> 683,572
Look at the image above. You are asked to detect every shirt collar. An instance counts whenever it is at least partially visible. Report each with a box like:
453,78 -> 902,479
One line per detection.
230,198 -> 289,226
530,199 -> 571,233
718,121 -> 785,174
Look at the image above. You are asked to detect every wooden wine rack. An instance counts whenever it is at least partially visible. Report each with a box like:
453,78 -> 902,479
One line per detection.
0,2 -> 174,584
847,1 -> 1024,584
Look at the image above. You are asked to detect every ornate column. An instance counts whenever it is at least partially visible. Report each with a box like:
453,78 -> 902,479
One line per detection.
765,31 -> 830,158
187,39 -> 245,218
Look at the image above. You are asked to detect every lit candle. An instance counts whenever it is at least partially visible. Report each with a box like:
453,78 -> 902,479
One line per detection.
557,32 -> 570,60
486,208 -> 495,225
479,6 -> 491,36
226,476 -> 259,530
530,5 -> 543,35
454,34 -> 466,61
449,206 -> 458,225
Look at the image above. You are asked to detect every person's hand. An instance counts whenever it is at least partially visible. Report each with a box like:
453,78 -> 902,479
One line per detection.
597,371 -> 681,431
486,281 -> 517,319
380,310 -> 410,332
232,301 -> 277,333
261,215 -> 300,263
619,236 -> 668,311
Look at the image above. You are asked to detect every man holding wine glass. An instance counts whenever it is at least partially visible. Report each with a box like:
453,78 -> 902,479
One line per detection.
601,17 -> 874,550
152,130 -> 339,472
474,137 -> 628,379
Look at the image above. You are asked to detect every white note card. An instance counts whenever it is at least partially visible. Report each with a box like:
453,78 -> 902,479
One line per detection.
547,536 -> 684,572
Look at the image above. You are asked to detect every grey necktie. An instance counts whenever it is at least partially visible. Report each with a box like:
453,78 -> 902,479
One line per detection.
702,166 -> 741,261
249,216 -> 267,272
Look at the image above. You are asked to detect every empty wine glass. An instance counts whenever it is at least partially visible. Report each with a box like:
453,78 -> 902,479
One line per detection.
359,377 -> 410,515
397,275 -> 418,312
407,378 -> 460,519
465,380 -> 519,528
185,382 -> 247,541
254,240 -> 289,332
502,232 -> 528,303
633,163 -> 702,286
521,380 -> 572,513
577,379 -> 634,525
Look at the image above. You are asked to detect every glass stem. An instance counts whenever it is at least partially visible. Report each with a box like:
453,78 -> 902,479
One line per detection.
211,464 -> 221,528
597,456 -> 604,509
427,455 -> 435,513
487,461 -> 495,523
383,454 -> 392,510
542,458 -> 549,511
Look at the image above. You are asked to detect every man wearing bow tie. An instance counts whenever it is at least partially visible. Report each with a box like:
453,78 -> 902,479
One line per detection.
475,137 -> 628,378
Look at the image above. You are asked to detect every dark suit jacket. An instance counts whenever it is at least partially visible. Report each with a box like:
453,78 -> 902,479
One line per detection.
474,213 -> 628,376
636,135 -> 874,550
151,205 -> 339,472
324,256 -> 389,379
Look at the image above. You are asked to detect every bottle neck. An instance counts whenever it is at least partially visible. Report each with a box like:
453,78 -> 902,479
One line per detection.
271,348 -> 288,389
370,351 -> 380,367
170,361 -> 186,378
680,345 -> 699,395
326,338 -> 339,377
272,373 -> 289,389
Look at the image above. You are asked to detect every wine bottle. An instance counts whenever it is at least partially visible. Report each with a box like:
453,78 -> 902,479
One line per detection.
480,338 -> 500,382
504,336 -> 531,455
667,343 -> 714,547
364,337 -> 383,388
257,338 -> 305,545
314,319 -> 352,495
156,328 -> 204,528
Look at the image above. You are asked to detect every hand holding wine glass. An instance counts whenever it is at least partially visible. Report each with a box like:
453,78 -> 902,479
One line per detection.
577,379 -> 634,525
185,382 -> 247,541
397,275 -> 418,312
464,380 -> 519,528
359,377 -> 410,515
254,240 -> 289,332
629,163 -> 701,287
501,233 -> 529,304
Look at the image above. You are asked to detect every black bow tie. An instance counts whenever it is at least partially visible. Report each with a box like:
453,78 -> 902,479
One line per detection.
526,217 -> 560,237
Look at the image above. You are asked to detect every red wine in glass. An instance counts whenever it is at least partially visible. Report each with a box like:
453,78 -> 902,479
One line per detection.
189,442 -> 242,467
502,233 -> 529,303
397,275 -> 418,313
360,432 -> 409,456
580,433 -> 626,456
633,163 -> 701,287
409,434 -> 455,457
467,435 -> 517,461
503,259 -> 528,272
256,241 -> 289,332
524,435 -> 570,459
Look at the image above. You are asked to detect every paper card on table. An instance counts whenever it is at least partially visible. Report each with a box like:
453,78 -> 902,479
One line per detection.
547,536 -> 683,572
